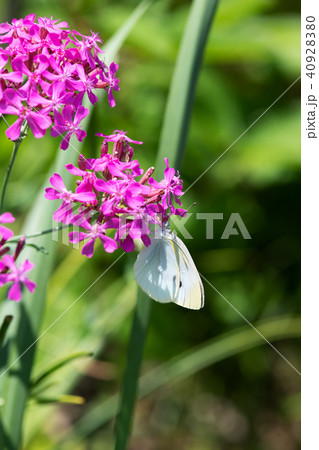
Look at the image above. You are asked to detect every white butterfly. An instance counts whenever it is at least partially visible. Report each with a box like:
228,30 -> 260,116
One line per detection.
134,226 -> 204,310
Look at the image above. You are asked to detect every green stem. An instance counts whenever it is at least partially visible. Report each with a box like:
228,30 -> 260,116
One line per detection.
1,116 -> 10,128
7,225 -> 70,243
114,290 -> 151,450
114,0 -> 219,448
0,122 -> 28,214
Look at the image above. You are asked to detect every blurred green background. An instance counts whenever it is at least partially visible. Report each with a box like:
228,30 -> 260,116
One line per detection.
0,0 -> 300,449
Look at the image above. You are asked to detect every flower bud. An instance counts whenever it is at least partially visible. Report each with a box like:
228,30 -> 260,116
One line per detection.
113,138 -> 124,160
103,168 -> 112,181
13,236 -> 25,260
39,28 -> 49,40
0,245 -> 10,258
120,144 -> 133,162
140,167 -> 154,185
78,154 -> 87,171
101,140 -> 109,155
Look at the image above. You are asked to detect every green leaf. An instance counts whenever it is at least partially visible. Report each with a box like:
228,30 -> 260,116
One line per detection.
0,3 -> 153,448
30,351 -> 93,391
0,316 -> 12,349
67,315 -> 300,442
115,1 -> 219,448
156,0 -> 219,174
31,394 -> 85,405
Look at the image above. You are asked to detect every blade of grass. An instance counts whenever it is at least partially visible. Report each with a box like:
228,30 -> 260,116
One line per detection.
0,316 -> 12,349
0,3 -> 153,448
66,315 -> 300,442
30,351 -> 93,390
31,394 -> 85,405
114,289 -> 151,450
23,276 -> 137,447
115,1 -> 219,448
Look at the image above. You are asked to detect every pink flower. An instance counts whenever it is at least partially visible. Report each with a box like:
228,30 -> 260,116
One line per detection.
95,179 -> 146,216
16,54 -> 50,95
148,158 -> 183,210
69,220 -> 117,258
45,172 -> 96,223
71,30 -> 103,69
74,65 -> 98,105
36,16 -> 69,36
32,82 -> 73,117
45,131 -> 187,255
96,130 -> 143,162
51,105 -> 89,150
96,130 -> 143,145
98,62 -> 120,107
0,88 -> 51,140
107,159 -> 143,180
0,254 -> 36,301
0,15 -> 120,144
0,212 -> 15,240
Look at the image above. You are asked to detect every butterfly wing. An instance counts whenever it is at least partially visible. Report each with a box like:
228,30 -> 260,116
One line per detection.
134,236 -> 180,303
171,234 -> 204,310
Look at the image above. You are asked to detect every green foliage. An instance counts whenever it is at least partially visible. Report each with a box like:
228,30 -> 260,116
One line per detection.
0,0 -> 300,449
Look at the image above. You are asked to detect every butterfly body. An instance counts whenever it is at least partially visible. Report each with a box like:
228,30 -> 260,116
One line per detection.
134,227 -> 204,310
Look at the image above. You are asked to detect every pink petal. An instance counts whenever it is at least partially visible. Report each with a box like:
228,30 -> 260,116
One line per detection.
68,231 -> 88,243
141,234 -> 151,247
99,235 -> 117,253
2,254 -> 16,272
121,235 -> 135,253
94,178 -> 109,192
50,173 -> 66,192
75,129 -> 86,142
44,187 -> 61,200
0,103 -> 19,115
53,203 -> 73,224
108,89 -> 115,108
72,191 -> 96,203
62,105 -> 74,124
0,212 -> 15,223
65,164 -> 86,176
2,71 -> 23,83
109,62 -> 118,77
60,133 -> 71,150
6,118 -> 24,141
29,110 -> 51,130
0,272 -> 10,285
0,224 -> 14,240
27,114 -> 49,138
21,259 -> 34,273
74,105 -> 89,124
148,178 -> 163,189
23,278 -> 36,293
82,238 -> 95,258
4,88 -> 21,106
8,281 -> 22,301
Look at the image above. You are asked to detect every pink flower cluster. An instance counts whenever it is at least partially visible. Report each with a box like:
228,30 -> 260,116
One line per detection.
0,15 -> 119,149
45,131 -> 187,257
0,212 -> 36,301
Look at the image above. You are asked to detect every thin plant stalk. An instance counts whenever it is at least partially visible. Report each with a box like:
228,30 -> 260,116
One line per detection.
114,1 -> 219,448
115,290 -> 151,450
7,224 -> 70,243
0,122 -> 28,214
